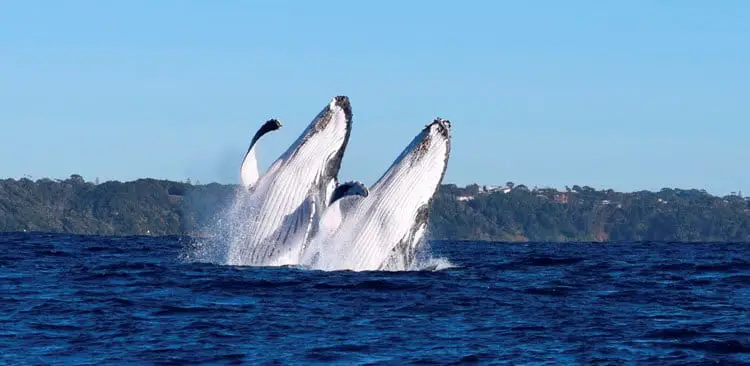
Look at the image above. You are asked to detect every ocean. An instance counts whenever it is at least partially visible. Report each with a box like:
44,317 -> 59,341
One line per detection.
1,233 -> 748,365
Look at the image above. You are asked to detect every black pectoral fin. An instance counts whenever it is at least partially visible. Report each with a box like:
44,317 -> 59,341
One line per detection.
329,180 -> 369,205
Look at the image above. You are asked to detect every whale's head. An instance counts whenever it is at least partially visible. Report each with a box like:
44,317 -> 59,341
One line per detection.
413,117 -> 451,169
263,96 -> 353,201
290,95 -> 351,172
372,117 -> 451,195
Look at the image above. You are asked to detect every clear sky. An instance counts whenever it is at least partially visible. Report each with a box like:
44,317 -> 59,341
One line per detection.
1,1 -> 748,195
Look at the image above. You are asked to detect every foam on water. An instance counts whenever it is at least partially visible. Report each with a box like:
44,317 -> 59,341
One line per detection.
405,240 -> 458,272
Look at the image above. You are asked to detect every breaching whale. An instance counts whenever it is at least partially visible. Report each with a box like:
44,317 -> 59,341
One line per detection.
301,117 -> 452,271
226,96 -> 359,266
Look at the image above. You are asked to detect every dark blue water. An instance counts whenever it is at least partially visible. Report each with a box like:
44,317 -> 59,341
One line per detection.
1,233 -> 749,365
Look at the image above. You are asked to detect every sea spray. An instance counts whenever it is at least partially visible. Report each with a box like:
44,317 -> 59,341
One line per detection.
410,228 -> 457,271
178,186 -> 259,265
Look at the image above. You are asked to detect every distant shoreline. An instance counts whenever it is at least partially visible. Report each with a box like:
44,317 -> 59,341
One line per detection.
1,176 -> 749,242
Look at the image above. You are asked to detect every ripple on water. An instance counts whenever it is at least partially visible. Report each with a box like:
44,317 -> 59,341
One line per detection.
1,235 -> 749,364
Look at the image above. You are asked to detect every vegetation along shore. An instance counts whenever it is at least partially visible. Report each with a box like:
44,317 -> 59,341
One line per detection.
1,175 -> 749,242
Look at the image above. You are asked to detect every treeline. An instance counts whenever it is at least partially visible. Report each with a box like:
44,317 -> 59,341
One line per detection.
1,175 -> 749,242
430,183 -> 750,241
0,175 -> 232,236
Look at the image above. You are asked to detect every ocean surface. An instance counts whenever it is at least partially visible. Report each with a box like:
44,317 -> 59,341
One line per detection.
1,233 -> 749,365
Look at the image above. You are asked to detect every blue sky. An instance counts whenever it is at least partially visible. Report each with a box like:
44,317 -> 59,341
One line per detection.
1,1 -> 748,194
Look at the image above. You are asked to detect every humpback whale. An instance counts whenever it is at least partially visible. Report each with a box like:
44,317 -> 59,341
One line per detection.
226,96 -> 357,266
240,119 -> 282,189
301,118 -> 452,271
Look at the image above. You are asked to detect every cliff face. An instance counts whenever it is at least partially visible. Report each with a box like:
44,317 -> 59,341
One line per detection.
1,177 -> 749,242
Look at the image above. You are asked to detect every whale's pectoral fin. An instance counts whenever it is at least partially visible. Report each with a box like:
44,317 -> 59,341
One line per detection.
240,119 -> 282,189
379,205 -> 430,271
329,180 -> 369,205
264,195 -> 317,262
317,182 -> 368,237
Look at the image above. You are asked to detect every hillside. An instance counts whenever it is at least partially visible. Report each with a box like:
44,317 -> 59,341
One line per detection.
1,175 -> 749,241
